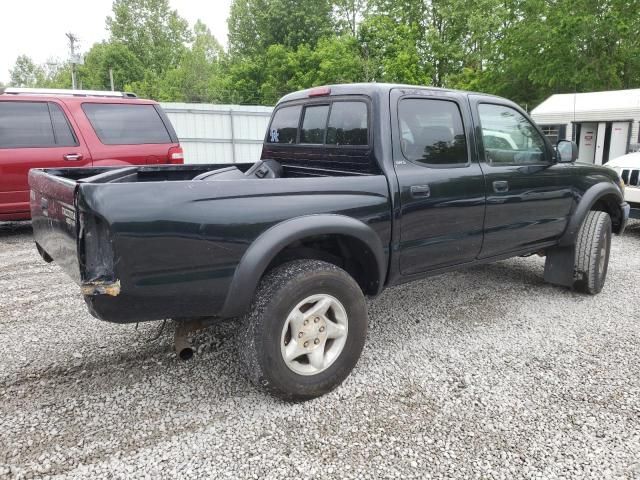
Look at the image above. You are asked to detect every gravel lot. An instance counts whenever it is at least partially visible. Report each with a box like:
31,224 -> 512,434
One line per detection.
1,221 -> 639,479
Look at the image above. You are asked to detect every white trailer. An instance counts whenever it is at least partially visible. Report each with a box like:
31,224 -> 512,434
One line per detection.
531,89 -> 640,165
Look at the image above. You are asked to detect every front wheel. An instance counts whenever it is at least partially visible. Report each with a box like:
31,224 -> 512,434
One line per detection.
238,260 -> 368,400
574,210 -> 612,294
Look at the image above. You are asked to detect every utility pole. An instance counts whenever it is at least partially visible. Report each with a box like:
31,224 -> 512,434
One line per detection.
66,32 -> 79,90
109,68 -> 115,91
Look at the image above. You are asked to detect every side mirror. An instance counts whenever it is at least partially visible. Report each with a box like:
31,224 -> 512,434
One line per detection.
556,140 -> 578,163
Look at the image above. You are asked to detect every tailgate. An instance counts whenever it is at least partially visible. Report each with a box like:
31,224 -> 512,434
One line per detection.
29,169 -> 82,283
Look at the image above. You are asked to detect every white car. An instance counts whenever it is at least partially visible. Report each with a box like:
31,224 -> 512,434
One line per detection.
482,129 -> 519,150
607,152 -> 640,219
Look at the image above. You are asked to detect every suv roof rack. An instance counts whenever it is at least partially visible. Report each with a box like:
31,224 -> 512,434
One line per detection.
0,87 -> 138,98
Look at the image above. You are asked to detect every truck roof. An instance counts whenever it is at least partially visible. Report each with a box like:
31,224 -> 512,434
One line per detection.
277,83 -> 501,104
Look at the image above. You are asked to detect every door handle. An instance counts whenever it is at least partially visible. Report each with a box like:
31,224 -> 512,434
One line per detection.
493,180 -> 509,193
410,184 -> 431,198
64,153 -> 83,161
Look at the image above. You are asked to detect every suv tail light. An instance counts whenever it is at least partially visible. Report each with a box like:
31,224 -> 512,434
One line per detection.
168,146 -> 184,164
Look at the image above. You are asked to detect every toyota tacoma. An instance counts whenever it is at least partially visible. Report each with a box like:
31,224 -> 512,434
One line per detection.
29,84 -> 630,399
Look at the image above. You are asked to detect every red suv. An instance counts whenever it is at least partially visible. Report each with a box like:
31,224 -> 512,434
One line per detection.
0,88 -> 183,221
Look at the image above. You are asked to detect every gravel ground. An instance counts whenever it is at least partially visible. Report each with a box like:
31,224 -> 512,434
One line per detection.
1,220 -> 639,480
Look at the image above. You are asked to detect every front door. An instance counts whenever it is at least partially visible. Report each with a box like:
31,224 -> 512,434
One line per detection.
0,100 -> 91,217
470,97 -> 575,258
392,89 -> 486,275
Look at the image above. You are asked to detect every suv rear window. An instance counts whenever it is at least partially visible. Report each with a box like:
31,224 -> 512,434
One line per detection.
0,101 -> 77,148
82,103 -> 171,145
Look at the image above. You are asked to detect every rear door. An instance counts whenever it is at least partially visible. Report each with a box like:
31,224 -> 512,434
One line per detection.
0,100 -> 91,218
470,96 -> 574,257
77,102 -> 179,165
392,89 -> 486,275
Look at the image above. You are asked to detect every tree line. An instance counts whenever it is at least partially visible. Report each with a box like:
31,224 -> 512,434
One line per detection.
6,0 -> 640,108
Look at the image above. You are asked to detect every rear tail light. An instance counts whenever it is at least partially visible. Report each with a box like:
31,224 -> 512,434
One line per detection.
168,146 -> 184,164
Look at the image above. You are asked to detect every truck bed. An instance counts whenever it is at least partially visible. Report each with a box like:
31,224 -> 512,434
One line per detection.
29,162 -> 391,323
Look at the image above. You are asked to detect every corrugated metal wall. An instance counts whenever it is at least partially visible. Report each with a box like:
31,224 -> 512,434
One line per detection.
160,103 -> 274,164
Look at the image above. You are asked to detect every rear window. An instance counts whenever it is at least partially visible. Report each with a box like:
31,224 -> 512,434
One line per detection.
82,103 -> 171,145
267,105 -> 301,144
300,105 -> 329,144
327,102 -> 368,145
267,100 -> 369,146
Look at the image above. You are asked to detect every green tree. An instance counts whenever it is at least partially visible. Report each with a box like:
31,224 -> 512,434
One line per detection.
359,15 -> 428,84
156,20 -> 225,102
215,35 -> 366,105
9,55 -> 45,87
461,0 -> 640,107
80,42 -> 145,91
107,0 -> 191,74
333,0 -> 369,35
228,0 -> 334,56
41,61 -> 73,89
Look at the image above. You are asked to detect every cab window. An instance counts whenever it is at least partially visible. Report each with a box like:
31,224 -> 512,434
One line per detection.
478,104 -> 547,165
398,98 -> 468,165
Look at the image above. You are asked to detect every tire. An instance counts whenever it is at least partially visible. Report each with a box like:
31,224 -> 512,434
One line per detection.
573,210 -> 612,294
238,259 -> 368,400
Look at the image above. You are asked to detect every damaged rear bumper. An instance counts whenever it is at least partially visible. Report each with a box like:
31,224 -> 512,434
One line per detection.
80,280 -> 121,297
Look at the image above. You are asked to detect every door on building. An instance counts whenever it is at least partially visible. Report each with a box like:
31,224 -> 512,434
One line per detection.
608,121 -> 631,161
576,122 -> 598,163
575,121 -> 631,164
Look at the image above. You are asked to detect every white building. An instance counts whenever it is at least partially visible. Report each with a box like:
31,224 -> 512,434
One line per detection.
531,89 -> 640,165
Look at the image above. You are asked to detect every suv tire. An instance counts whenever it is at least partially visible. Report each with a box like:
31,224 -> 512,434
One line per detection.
238,260 -> 367,400
574,210 -> 612,294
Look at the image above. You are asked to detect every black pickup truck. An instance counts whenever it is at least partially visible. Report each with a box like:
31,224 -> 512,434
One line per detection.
29,84 -> 629,399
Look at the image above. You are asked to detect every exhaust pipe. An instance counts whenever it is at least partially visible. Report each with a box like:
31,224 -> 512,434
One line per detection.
174,322 -> 194,360
173,317 -> 216,360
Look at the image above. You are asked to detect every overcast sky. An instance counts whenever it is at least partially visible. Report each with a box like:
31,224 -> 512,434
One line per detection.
0,0 -> 232,84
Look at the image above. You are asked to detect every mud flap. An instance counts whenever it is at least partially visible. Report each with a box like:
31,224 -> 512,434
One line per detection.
543,246 -> 575,288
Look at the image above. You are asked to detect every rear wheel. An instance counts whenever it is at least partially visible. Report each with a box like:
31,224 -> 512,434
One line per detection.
238,260 -> 367,400
574,210 -> 612,294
